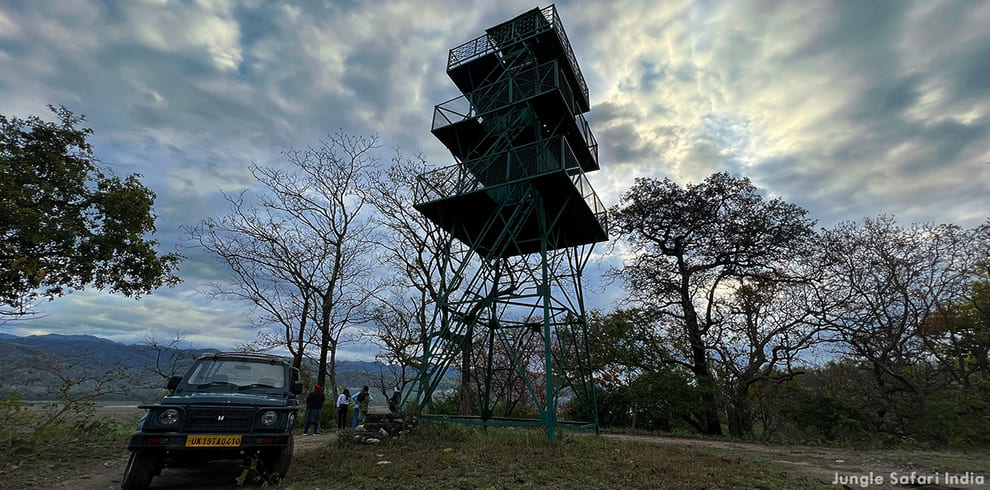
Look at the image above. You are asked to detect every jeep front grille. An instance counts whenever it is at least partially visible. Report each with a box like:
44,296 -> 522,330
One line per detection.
185,406 -> 255,432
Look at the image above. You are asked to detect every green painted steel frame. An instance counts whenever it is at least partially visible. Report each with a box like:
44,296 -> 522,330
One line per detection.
407,4 -> 602,442
404,196 -> 601,441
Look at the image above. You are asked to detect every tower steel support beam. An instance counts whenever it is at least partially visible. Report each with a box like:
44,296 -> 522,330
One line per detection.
408,5 -> 604,441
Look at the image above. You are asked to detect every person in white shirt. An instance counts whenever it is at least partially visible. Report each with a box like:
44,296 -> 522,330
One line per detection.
335,389 -> 351,432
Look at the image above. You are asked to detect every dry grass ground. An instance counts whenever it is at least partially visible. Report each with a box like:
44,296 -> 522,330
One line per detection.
289,423 -> 823,489
2,405 -> 988,489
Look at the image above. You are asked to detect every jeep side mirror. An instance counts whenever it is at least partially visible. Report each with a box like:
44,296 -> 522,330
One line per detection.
167,376 -> 182,391
291,381 -> 303,395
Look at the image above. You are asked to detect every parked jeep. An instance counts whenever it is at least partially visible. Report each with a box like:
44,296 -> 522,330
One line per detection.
122,352 -> 302,490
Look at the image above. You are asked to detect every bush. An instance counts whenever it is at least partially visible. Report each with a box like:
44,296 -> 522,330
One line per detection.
0,393 -> 137,460
0,393 -> 32,449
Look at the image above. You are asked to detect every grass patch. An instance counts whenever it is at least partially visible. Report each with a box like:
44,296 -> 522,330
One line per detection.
1,406 -> 139,461
287,422 -> 822,489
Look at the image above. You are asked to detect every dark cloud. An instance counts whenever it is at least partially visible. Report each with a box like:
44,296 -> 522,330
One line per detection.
591,102 -> 674,168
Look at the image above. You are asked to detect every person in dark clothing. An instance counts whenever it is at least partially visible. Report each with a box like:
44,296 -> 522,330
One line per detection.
302,385 -> 326,435
335,388 -> 351,431
388,386 -> 401,413
355,385 -> 372,426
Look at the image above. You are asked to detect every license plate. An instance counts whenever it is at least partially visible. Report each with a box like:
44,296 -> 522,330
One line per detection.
185,435 -> 242,447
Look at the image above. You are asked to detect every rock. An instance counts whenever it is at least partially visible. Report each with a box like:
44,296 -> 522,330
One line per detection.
342,412 -> 418,444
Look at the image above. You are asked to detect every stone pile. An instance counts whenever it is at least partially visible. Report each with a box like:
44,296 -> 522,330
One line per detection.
349,412 -> 418,444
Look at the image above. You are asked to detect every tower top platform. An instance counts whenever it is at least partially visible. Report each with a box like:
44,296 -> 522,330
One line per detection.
446,5 -> 589,113
417,4 -> 606,258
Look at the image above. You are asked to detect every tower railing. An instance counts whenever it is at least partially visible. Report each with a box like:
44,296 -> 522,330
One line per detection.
435,60 -> 579,128
432,95 -> 475,130
568,170 -> 608,231
446,5 -> 588,107
432,60 -> 598,167
447,35 -> 496,70
574,110 -> 599,168
414,137 -> 605,231
414,140 -> 558,204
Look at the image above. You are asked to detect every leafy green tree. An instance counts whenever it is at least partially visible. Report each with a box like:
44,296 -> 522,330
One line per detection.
922,280 -> 990,386
772,362 -> 878,445
0,105 -> 181,319
610,172 -> 815,435
586,309 -> 660,385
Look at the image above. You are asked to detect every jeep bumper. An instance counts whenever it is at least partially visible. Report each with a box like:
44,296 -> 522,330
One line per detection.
127,432 -> 292,453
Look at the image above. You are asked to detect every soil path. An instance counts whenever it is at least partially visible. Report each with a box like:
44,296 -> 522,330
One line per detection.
602,434 -> 989,490
49,431 -> 332,489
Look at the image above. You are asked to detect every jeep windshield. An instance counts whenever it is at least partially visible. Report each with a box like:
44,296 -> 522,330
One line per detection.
183,358 -> 286,390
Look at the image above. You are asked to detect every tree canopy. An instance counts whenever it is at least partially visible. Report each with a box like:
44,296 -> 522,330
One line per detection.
610,172 -> 816,435
0,106 -> 181,319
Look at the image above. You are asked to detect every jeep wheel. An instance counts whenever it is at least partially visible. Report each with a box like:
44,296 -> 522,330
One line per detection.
121,451 -> 157,490
260,435 -> 293,482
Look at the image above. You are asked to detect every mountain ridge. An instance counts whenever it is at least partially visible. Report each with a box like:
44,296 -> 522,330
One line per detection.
0,333 -> 398,401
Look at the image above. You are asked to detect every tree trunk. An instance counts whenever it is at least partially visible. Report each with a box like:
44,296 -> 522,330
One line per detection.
684,289 -> 723,436
727,389 -> 753,439
696,372 -> 723,435
317,332 -> 329,389
290,300 -> 309,385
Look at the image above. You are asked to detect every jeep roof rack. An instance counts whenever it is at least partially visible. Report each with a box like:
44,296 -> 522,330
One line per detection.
195,351 -> 292,365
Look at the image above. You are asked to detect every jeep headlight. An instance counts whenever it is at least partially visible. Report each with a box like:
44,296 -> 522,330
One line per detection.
157,408 -> 181,426
260,410 -> 279,426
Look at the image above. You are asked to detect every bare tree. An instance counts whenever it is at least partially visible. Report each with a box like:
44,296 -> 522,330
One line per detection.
467,315 -> 549,417
367,154 -> 471,409
364,299 -> 423,407
814,216 -> 980,435
610,173 -> 816,435
189,131 -> 382,394
713,270 -> 824,438
134,329 -> 194,384
368,154 -> 572,417
28,352 -> 131,426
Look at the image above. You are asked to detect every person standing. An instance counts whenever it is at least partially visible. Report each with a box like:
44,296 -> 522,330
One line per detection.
356,385 -> 372,426
335,389 -> 351,432
388,386 -> 401,413
302,385 -> 325,435
351,393 -> 360,428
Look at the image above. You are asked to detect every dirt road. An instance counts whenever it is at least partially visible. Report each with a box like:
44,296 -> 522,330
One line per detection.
47,431 -> 330,490
601,434 -> 989,490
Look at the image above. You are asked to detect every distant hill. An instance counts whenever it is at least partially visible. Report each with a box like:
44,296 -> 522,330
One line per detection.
0,332 -> 205,367
0,333 -> 420,403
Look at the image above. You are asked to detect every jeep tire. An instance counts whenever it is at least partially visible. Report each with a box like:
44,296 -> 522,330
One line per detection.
260,435 -> 293,482
121,451 -> 158,490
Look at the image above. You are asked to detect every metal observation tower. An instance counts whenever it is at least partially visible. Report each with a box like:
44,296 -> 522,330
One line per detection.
409,5 -> 606,441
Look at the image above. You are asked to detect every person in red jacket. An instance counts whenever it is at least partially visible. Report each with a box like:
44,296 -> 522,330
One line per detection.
302,385 -> 326,435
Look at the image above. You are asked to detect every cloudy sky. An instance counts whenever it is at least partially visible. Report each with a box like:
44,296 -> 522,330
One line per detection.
2,0 -> 988,356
